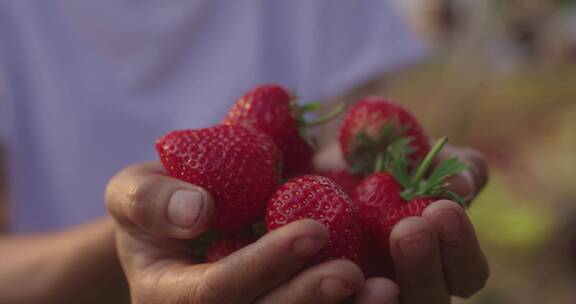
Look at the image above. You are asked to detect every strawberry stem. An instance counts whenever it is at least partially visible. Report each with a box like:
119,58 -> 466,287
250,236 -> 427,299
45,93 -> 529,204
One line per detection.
401,136 -> 448,201
410,136 -> 448,187
397,136 -> 467,203
305,102 -> 346,127
374,151 -> 385,172
298,102 -> 322,114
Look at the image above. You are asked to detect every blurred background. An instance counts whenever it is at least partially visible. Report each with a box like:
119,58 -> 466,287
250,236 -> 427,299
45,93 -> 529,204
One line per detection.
335,0 -> 576,303
1,0 -> 575,303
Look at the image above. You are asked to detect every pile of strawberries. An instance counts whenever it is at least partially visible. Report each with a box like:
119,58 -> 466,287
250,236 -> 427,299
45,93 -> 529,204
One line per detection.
156,84 -> 467,278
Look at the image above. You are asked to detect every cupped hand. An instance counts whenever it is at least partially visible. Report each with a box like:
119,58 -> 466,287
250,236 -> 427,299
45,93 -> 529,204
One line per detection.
315,142 -> 490,304
105,162 -> 398,304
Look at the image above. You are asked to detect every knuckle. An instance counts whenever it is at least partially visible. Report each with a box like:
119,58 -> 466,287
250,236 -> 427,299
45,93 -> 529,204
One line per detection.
104,177 -> 119,212
126,175 -> 156,207
104,170 -> 130,214
104,164 -> 151,211
125,176 -> 160,224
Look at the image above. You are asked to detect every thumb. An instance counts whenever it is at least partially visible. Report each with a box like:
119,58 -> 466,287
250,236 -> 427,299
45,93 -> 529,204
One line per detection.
106,161 -> 215,239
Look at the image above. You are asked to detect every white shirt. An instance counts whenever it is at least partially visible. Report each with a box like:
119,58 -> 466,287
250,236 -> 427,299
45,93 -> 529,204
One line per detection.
0,0 -> 427,232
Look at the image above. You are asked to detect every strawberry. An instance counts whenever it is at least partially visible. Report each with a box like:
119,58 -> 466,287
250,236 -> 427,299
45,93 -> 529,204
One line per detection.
355,172 -> 428,278
156,125 -> 281,233
316,170 -> 362,198
339,97 -> 430,176
354,137 -> 467,277
223,84 -> 343,178
206,232 -> 256,262
265,175 -> 362,265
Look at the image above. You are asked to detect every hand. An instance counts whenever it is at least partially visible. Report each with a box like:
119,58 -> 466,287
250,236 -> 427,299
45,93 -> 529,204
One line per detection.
315,142 -> 490,304
106,162 -> 399,304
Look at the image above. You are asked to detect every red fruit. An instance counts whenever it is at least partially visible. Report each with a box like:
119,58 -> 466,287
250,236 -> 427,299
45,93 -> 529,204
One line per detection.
222,84 -> 313,177
265,175 -> 362,264
339,97 -> 430,175
355,173 -> 433,278
353,137 -> 467,278
355,173 -> 432,250
156,125 -> 281,233
206,233 -> 256,262
316,170 -> 362,198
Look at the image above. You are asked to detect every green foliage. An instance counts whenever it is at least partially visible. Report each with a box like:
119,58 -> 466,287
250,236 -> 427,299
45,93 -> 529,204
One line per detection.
348,118 -> 414,176
388,137 -> 468,206
294,101 -> 345,148
429,157 -> 469,185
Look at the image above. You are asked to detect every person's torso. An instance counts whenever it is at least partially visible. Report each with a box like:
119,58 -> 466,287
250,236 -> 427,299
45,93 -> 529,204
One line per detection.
0,0 -> 426,231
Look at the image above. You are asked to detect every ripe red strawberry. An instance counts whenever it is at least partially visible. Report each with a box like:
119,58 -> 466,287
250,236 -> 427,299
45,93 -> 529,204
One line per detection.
353,137 -> 467,277
355,172 -> 432,277
316,170 -> 362,198
339,97 -> 430,175
156,125 -> 281,233
206,233 -> 256,262
222,84 -> 312,177
223,84 -> 343,178
265,175 -> 362,264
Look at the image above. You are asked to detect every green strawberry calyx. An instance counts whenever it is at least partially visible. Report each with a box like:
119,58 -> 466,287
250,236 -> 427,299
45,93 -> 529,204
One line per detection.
291,100 -> 346,147
300,102 -> 346,127
379,136 -> 469,207
348,117 -> 416,176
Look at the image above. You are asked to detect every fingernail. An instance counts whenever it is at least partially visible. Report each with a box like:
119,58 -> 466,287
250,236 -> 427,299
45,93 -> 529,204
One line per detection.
167,189 -> 204,229
431,208 -> 462,242
291,235 -> 327,259
399,230 -> 431,258
321,277 -> 352,298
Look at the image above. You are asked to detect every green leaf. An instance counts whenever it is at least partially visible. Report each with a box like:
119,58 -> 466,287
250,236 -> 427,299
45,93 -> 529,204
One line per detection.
444,190 -> 468,208
347,153 -> 374,175
305,102 -> 345,127
374,152 -> 385,172
400,188 -> 415,201
350,164 -> 368,175
356,132 -> 376,147
390,155 -> 412,189
299,102 -> 321,113
388,137 -> 414,158
413,156 -> 467,199
347,117 -> 417,177
418,179 -> 445,197
428,157 -> 468,186
383,138 -> 412,170
378,123 -> 395,140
